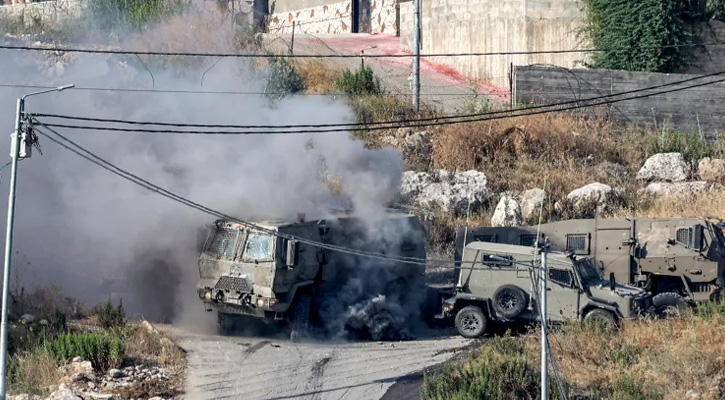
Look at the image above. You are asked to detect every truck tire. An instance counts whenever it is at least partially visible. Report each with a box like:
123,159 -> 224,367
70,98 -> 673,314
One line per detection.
584,308 -> 617,332
290,291 -> 312,342
454,306 -> 488,338
492,285 -> 528,319
652,292 -> 688,318
217,312 -> 235,335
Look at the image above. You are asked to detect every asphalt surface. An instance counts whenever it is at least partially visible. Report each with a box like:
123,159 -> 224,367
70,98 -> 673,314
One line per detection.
166,322 -> 471,400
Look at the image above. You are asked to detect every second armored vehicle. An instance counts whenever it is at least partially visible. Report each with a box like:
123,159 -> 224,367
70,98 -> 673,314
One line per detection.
440,241 -> 653,338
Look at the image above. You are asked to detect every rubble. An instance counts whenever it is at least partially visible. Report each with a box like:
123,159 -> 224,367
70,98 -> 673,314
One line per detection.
400,169 -> 490,214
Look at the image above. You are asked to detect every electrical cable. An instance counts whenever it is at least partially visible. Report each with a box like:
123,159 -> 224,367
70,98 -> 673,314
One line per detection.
2,42 -> 724,59
30,68 -> 725,130
32,73 -> 725,135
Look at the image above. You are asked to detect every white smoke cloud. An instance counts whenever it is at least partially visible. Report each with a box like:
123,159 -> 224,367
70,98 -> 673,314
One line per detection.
0,6 -> 408,332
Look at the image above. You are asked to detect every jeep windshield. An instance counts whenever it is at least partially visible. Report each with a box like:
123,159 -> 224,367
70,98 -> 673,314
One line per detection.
206,228 -> 239,259
575,258 -> 602,283
707,222 -> 725,261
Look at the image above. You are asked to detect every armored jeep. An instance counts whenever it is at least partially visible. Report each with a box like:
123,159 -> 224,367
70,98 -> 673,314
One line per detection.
455,218 -> 725,311
440,241 -> 653,338
195,210 -> 428,340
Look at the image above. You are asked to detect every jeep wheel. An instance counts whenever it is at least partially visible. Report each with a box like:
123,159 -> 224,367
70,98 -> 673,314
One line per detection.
454,306 -> 487,338
652,292 -> 688,318
492,285 -> 527,319
290,291 -> 312,342
584,309 -> 617,332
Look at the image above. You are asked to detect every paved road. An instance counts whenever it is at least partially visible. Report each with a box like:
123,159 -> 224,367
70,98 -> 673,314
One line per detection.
166,323 -> 470,400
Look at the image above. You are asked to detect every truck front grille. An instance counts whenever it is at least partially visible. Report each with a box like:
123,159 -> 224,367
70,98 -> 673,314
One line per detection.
215,275 -> 253,293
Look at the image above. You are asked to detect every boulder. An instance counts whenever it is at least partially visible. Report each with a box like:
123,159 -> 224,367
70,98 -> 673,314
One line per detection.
490,194 -> 523,227
47,385 -> 82,400
643,181 -> 719,198
19,314 -> 35,324
566,182 -> 620,213
698,157 -> 725,182
636,153 -> 689,182
520,188 -> 546,221
60,360 -> 93,377
108,368 -> 124,379
400,170 -> 490,214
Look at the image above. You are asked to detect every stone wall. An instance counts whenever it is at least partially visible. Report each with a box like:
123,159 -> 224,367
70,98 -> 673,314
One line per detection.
399,0 -> 587,88
0,0 -> 83,26
370,0 -> 396,35
513,65 -> 725,140
267,0 -> 353,34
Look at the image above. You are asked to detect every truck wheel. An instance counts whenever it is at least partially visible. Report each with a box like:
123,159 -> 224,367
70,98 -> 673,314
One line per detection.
217,312 -> 235,335
454,306 -> 488,338
290,292 -> 312,342
652,292 -> 688,318
492,285 -> 527,319
584,309 -> 617,332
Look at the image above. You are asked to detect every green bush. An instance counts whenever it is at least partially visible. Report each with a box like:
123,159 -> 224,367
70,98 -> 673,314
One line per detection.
336,66 -> 382,95
581,0 -> 708,73
46,332 -> 125,372
84,0 -> 190,34
8,310 -> 68,357
265,55 -> 306,100
647,129 -> 716,165
421,335 -> 568,400
97,299 -> 126,329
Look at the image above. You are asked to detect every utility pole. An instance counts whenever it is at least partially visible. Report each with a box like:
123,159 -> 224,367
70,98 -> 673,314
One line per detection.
412,0 -> 421,113
538,235 -> 549,400
0,84 -> 74,400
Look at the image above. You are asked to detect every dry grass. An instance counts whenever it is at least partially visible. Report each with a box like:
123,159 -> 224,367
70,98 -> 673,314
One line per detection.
294,59 -> 343,93
533,311 -> 725,399
125,321 -> 185,368
614,189 -> 725,219
8,350 -> 62,396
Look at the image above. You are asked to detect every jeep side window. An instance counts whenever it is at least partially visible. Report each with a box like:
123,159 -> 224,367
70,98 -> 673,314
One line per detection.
482,254 -> 513,267
549,268 -> 574,287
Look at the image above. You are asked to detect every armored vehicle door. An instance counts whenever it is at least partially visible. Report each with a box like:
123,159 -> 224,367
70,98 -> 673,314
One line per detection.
544,260 -> 581,322
594,219 -> 634,285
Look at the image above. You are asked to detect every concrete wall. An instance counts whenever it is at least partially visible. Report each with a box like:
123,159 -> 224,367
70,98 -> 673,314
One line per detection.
513,65 -> 725,140
399,0 -> 588,88
267,0 -> 353,34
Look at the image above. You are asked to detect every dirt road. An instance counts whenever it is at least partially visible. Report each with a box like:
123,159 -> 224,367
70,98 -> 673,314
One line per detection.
167,324 -> 470,400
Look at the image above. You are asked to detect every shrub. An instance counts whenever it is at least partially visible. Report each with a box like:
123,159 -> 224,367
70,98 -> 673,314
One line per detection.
335,65 -> 382,95
264,55 -> 305,100
7,349 -> 60,396
125,322 -> 185,367
84,0 -> 191,34
647,129 -> 716,165
580,0 -> 708,73
8,310 -> 68,356
46,332 -> 125,372
97,299 -> 126,329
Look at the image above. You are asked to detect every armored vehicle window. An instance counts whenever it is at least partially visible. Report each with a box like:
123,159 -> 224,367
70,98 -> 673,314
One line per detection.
482,254 -> 513,267
244,232 -> 274,261
549,268 -> 574,287
566,234 -> 589,255
519,235 -> 536,247
206,229 -> 238,258
676,228 -> 691,246
473,234 -> 497,243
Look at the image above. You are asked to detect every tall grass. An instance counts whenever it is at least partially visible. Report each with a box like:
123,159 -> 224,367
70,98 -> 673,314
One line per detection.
46,332 -> 125,372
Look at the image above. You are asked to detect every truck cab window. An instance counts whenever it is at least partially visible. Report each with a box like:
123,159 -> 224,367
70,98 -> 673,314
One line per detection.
244,232 -> 274,261
206,229 -> 238,259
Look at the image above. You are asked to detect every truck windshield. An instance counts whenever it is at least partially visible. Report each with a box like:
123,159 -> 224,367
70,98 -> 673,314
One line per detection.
206,229 -> 238,258
575,258 -> 602,282
244,232 -> 274,261
708,222 -> 725,260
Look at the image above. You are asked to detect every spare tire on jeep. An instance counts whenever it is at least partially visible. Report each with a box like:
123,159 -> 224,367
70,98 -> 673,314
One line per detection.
492,284 -> 528,319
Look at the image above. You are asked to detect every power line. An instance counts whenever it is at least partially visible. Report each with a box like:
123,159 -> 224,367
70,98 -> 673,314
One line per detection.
30,68 -> 725,131
0,83 -> 486,97
31,73 -> 725,135
2,42 -> 724,59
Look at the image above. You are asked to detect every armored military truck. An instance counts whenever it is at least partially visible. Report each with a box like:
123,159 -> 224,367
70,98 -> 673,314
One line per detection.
440,242 -> 653,338
195,210 -> 428,340
454,217 -> 725,313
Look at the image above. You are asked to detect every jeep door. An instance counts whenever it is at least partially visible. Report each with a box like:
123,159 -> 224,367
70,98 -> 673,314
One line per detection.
544,261 -> 581,322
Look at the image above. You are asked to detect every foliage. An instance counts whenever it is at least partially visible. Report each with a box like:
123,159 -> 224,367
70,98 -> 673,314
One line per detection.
335,65 -> 382,95
97,299 -> 126,329
8,310 -> 67,356
580,0 -> 709,72
7,349 -> 60,397
84,0 -> 190,35
421,334 -> 568,400
647,129 -> 716,165
264,55 -> 306,100
458,93 -> 493,115
46,332 -> 125,372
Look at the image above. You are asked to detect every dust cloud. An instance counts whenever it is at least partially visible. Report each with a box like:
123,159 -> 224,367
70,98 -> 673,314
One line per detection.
0,2 -> 410,334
